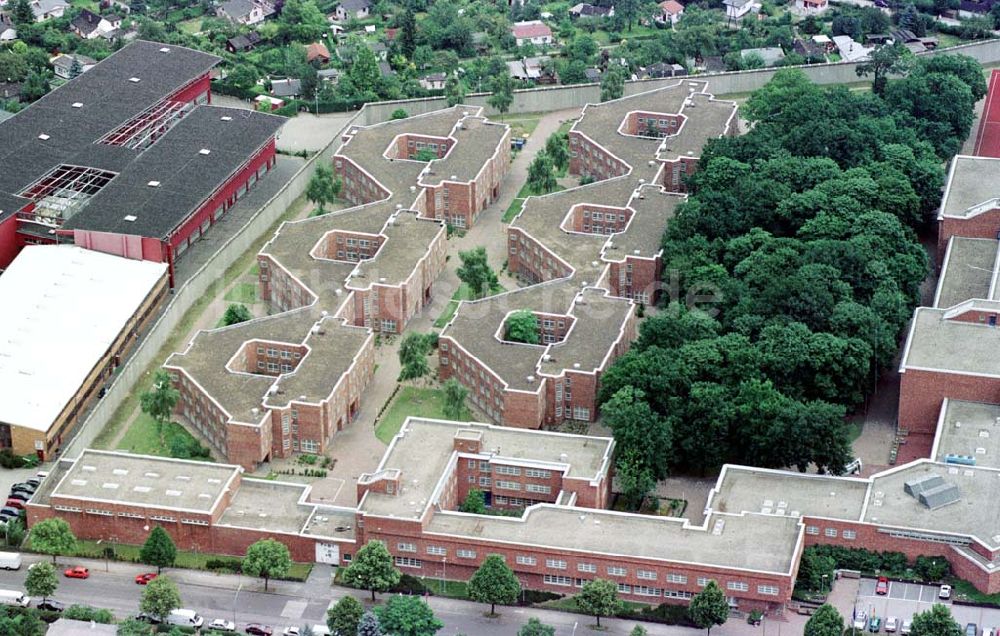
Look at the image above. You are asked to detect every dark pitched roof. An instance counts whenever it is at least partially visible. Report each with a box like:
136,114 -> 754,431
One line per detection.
71,8 -> 104,35
338,0 -> 371,11
227,31 -> 262,50
61,106 -> 283,238
219,0 -> 254,18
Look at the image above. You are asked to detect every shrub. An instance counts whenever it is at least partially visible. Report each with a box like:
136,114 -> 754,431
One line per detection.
915,556 -> 951,582
0,449 -> 21,469
519,589 -> 562,605
205,557 -> 242,573
63,604 -> 114,623
390,573 -> 431,595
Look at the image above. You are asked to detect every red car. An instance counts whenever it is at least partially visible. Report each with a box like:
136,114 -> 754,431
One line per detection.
876,576 -> 889,595
63,566 -> 89,579
135,573 -> 157,585
4,499 -> 25,510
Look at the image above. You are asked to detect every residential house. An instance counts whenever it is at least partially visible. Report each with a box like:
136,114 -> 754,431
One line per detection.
511,20 -> 553,46
831,35 -> 872,62
792,38 -> 826,61
723,0 -> 758,21
331,0 -> 370,22
794,0 -> 828,13
50,53 -> 97,80
216,0 -> 274,26
569,2 -> 612,18
584,67 -> 601,82
507,56 -> 556,84
317,68 -> 340,84
419,72 -> 447,91
225,31 -> 262,53
657,0 -> 684,25
643,62 -> 686,79
30,0 -> 69,22
305,42 -> 331,64
270,78 -> 301,98
0,14 -> 16,41
741,46 -> 785,67
472,31 -> 490,54
70,9 -> 120,39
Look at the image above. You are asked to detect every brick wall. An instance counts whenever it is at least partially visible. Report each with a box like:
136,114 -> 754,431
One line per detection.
899,369 -> 1000,435
568,132 -> 630,181
608,256 -> 662,304
937,209 -> 1000,264
624,112 -> 686,137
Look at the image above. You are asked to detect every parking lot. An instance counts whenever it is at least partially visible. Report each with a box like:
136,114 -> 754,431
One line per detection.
853,579 -> 1000,633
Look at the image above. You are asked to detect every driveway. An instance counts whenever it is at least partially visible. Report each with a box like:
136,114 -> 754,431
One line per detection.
849,578 -> 1000,632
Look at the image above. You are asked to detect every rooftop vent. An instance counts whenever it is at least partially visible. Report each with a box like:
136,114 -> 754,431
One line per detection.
198,493 -> 212,499
207,478 -> 222,484
147,181 -> 161,188
128,77 -> 141,83
70,479 -> 87,486
199,148 -> 211,156
101,483 -> 119,490
112,469 -> 129,476
573,362 -> 581,369
159,47 -> 170,53
175,475 -> 191,481
144,472 -> 160,478
82,465 -> 96,472
72,102 -> 83,109
37,134 -> 50,141
526,375 -> 535,383
165,489 -> 182,497
133,486 -> 151,493
221,116 -> 233,122
123,215 -> 137,222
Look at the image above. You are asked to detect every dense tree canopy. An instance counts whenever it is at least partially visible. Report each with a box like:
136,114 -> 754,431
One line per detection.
602,59 -> 981,478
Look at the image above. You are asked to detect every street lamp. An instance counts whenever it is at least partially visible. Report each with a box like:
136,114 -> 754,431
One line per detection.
822,574 -> 829,594
440,557 -> 446,594
233,579 -> 243,626
96,540 -> 108,573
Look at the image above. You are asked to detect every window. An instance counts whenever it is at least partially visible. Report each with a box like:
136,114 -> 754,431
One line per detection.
457,550 -> 476,559
395,557 -> 422,568
607,566 -> 627,577
727,581 -> 749,592
572,406 -> 590,421
577,563 -> 596,573
666,573 -> 687,584
397,542 -> 416,553
806,526 -> 819,535
617,583 -> 632,594
697,577 -> 710,587
496,480 -> 520,491
495,465 -> 521,476
479,477 -> 491,487
426,546 -> 446,556
526,484 -> 551,495
635,586 -> 662,597
637,569 -> 657,581
546,559 -> 567,570
843,529 -> 857,540
516,555 -> 537,566
824,528 -> 838,538
757,585 -> 779,596
544,574 -> 571,586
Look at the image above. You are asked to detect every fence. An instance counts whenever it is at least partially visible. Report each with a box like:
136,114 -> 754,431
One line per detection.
62,36 -> 1000,458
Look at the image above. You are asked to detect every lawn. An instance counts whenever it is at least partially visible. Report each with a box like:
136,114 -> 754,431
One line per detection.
433,283 -> 473,328
177,18 -> 203,34
375,386 -> 472,443
507,117 -> 541,140
503,198 -> 526,223
224,282 -> 257,304
116,412 -> 206,459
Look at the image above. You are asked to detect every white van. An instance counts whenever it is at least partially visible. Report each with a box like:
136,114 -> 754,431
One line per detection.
166,608 -> 204,628
0,552 -> 22,570
311,626 -> 332,636
0,590 -> 30,607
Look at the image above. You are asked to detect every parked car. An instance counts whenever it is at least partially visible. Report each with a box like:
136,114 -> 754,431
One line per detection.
245,625 -> 273,636
24,478 -> 40,488
886,617 -> 899,633
940,584 -> 953,599
0,552 -> 22,570
135,573 -> 157,585
135,613 -> 162,624
63,566 -> 89,579
10,483 -> 36,495
0,507 -> 20,520
37,599 -> 64,612
855,612 -> 869,631
869,616 -> 882,633
6,492 -> 30,503
876,576 -> 889,595
901,620 -> 913,635
208,618 -> 236,632
282,628 -> 300,636
4,500 -> 25,510
967,625 -> 978,636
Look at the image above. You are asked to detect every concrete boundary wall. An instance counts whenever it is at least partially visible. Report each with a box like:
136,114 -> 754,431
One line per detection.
62,37 -> 1000,459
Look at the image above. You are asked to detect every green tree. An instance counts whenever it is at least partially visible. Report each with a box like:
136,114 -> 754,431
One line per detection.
349,46 -> 382,95
796,548 -> 836,591
139,526 -> 176,574
139,576 -> 181,622
468,554 -> 521,616
0,611 -> 44,636
443,378 -> 469,420
228,64 -> 261,91
374,595 -> 443,636
615,447 -> 655,510
577,579 -> 622,627
519,618 -> 556,636
526,152 -> 557,194
357,611 -> 382,636
398,7 -> 417,58
278,0 -> 327,42
327,595 -> 365,636
445,76 -> 466,107
456,246 -> 498,299
222,303 -> 253,327
391,108 -> 409,120
306,162 -> 340,214
24,561 -> 57,602
9,0 -> 35,26
629,627 -> 648,636
487,71 -> 513,121
117,617 -> 155,635
804,604 -> 844,636
140,370 -> 180,443
602,386 -> 672,481
344,540 -> 401,601
20,70 -> 50,102
68,57 -> 83,79
600,64 -> 626,102
242,538 -> 292,591
855,43 -> 910,95
398,332 -> 431,381
544,133 -> 568,172
910,603 -> 962,636
29,518 -> 76,564
505,310 -> 539,344
459,489 -> 487,514
689,580 -> 729,634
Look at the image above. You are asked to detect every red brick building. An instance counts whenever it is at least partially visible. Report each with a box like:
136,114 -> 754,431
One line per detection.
439,81 -> 736,429
0,40 -> 285,285
935,156 -> 1000,262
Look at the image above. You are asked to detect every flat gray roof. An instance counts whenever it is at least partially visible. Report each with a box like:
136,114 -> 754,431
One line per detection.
710,466 -> 869,522
935,400 -> 1000,469
865,461 -> 1000,549
901,304 -> 1000,376
218,478 -> 311,534
425,507 -> 800,574
360,417 -> 614,519
940,156 -> 1000,219
421,117 -> 508,185
935,237 -> 998,308
52,450 -> 239,513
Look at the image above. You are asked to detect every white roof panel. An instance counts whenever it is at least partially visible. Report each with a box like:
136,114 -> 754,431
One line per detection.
0,245 -> 167,432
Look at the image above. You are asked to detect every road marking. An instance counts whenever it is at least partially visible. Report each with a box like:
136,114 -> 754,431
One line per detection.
281,600 -> 307,619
